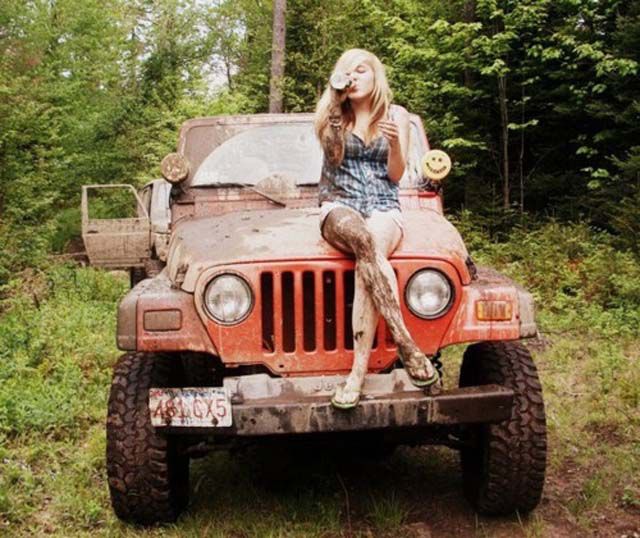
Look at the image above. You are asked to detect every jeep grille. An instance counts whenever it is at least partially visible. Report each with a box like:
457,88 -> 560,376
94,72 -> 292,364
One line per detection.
260,269 -> 393,354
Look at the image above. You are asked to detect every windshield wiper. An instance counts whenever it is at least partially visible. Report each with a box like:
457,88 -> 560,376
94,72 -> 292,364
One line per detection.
245,185 -> 287,207
205,182 -> 287,207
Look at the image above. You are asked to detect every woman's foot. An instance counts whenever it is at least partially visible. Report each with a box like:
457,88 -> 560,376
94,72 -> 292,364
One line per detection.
401,350 -> 440,388
331,382 -> 361,409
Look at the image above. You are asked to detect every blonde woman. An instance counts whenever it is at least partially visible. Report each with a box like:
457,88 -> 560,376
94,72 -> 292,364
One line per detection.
314,48 -> 440,409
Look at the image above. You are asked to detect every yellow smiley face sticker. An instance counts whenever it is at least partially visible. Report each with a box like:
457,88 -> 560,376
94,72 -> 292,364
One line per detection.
421,150 -> 452,182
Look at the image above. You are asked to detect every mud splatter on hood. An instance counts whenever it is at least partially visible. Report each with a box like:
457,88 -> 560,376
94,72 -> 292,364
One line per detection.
166,208 -> 470,292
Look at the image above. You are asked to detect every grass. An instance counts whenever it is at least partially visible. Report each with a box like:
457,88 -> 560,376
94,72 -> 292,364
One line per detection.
366,492 -> 410,532
0,222 -> 639,536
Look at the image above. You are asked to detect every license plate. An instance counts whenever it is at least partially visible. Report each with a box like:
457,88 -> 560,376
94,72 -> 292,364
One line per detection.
149,387 -> 233,427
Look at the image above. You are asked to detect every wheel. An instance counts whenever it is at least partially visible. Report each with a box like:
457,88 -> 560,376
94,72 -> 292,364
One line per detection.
459,341 -> 547,515
106,352 -> 189,525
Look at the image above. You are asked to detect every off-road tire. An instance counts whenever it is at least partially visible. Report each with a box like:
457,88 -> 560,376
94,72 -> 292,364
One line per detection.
106,352 -> 189,525
459,341 -> 547,515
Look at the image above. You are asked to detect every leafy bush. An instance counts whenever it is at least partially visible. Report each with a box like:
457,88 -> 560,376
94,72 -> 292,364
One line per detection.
451,212 -> 640,336
0,264 -> 126,438
50,207 -> 82,253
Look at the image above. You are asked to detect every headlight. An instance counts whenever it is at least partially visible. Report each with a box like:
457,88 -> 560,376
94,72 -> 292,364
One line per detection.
203,274 -> 253,324
405,269 -> 453,319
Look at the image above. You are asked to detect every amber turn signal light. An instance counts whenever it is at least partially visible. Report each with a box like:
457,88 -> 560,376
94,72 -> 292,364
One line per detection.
475,301 -> 513,321
143,309 -> 182,331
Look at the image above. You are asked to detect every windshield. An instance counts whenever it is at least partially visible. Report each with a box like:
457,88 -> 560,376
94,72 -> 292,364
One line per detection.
189,119 -> 426,188
192,123 -> 323,186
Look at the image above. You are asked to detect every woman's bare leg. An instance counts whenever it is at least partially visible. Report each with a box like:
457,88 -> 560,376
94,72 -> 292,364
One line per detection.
323,207 -> 437,402
333,267 -> 378,405
333,210 -> 404,406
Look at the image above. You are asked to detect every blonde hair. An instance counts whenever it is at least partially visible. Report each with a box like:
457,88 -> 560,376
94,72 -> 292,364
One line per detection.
314,49 -> 392,154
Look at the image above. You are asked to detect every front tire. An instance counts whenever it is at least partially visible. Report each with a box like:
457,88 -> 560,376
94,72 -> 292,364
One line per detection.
459,342 -> 547,515
106,352 -> 189,525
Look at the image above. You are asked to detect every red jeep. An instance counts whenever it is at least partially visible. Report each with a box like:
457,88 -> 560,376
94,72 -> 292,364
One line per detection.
82,113 -> 546,525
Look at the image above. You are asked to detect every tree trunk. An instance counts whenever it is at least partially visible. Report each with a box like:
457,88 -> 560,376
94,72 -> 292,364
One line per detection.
498,74 -> 509,209
462,0 -> 476,87
462,0 -> 476,207
225,58 -> 233,91
269,0 -> 286,113
519,83 -> 525,216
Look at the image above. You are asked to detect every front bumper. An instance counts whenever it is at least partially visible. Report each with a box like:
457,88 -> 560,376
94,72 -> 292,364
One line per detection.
153,370 -> 513,436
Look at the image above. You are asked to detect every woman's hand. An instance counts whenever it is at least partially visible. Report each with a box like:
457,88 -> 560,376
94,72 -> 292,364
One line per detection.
378,119 -> 400,148
330,86 -> 349,105
322,74 -> 349,165
383,106 -> 410,182
330,72 -> 351,104
328,75 -> 348,128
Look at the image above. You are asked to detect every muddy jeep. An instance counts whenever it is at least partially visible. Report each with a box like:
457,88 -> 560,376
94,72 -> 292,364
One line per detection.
82,113 -> 546,525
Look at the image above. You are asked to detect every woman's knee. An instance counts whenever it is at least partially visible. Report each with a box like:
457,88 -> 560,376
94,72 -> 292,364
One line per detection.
351,230 -> 376,259
323,207 -> 376,258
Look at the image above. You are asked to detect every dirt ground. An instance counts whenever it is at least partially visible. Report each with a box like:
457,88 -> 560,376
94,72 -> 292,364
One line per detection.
184,441 -> 640,538
400,450 -> 638,538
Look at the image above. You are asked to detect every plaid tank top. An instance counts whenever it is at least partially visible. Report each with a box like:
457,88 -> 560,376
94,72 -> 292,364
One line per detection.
318,131 -> 401,218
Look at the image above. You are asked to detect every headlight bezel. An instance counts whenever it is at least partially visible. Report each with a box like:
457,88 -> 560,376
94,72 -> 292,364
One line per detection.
405,268 -> 455,320
203,272 -> 254,325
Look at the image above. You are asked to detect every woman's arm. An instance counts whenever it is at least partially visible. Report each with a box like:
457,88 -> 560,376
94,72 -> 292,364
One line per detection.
319,89 -> 347,167
379,105 -> 410,183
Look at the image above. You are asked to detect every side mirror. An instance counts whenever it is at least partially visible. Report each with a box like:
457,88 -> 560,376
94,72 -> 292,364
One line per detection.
160,153 -> 189,185
421,150 -> 452,183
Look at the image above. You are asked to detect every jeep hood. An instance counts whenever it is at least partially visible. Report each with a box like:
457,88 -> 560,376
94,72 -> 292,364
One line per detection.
167,208 -> 470,292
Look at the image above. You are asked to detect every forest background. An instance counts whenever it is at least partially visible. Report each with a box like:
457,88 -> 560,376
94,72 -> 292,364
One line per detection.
0,0 -> 639,536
